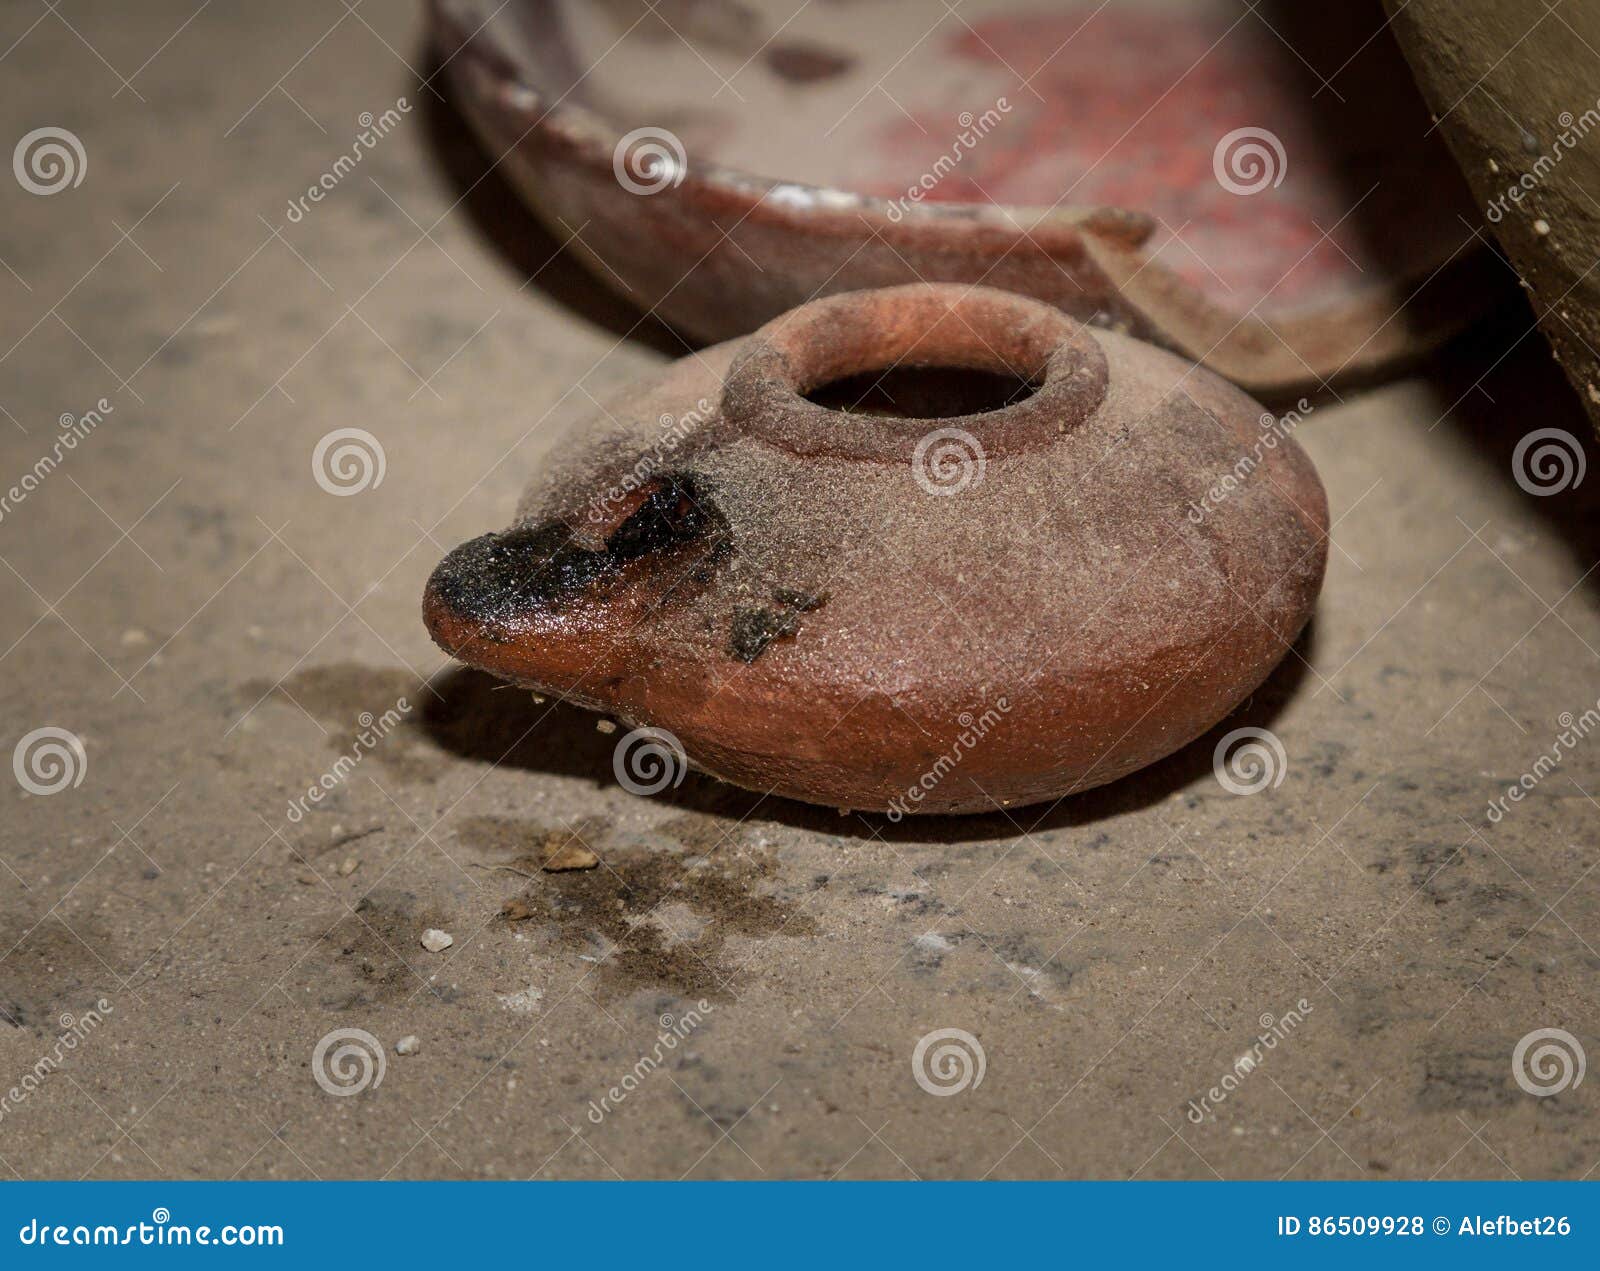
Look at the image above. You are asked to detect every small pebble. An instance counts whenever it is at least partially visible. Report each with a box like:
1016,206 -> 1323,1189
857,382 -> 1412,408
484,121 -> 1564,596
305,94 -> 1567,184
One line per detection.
1533,218 -> 1550,236
420,928 -> 454,953
496,986 -> 544,1013
296,871 -> 317,886
595,718 -> 617,734
120,628 -> 149,648
543,842 -> 599,872
394,1035 -> 420,1055
338,855 -> 359,877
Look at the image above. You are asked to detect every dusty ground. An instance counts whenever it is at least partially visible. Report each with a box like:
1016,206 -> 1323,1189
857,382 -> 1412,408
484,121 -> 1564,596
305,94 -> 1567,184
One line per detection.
1,2 -> 1597,1180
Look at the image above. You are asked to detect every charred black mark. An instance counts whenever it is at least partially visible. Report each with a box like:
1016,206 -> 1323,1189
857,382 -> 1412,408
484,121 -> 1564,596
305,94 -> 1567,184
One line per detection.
772,587 -> 827,613
425,523 -> 611,631
728,587 -> 828,663
606,472 -> 725,562
729,608 -> 797,662
426,473 -> 728,629
688,536 -> 736,586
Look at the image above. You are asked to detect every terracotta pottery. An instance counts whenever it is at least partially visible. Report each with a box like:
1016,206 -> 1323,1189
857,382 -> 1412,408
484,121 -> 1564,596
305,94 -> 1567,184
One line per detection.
429,0 -> 1495,393
424,284 -> 1327,815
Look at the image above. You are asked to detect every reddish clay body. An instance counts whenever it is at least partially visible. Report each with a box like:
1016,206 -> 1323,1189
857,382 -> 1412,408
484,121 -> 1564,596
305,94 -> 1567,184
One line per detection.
424,285 -> 1328,815
429,0 -> 1492,393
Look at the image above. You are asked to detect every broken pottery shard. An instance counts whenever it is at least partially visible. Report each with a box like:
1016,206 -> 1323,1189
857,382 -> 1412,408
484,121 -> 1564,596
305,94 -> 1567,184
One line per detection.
430,0 -> 1492,392
424,284 -> 1327,815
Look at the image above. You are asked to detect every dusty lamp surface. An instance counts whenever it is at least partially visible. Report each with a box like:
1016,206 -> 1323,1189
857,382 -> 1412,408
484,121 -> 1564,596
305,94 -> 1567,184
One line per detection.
424,285 -> 1328,815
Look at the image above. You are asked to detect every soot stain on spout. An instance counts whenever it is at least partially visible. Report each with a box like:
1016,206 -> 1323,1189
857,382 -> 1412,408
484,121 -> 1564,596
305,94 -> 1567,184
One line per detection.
427,472 -> 730,631
606,472 -> 727,561
728,588 -> 828,662
730,607 -> 799,662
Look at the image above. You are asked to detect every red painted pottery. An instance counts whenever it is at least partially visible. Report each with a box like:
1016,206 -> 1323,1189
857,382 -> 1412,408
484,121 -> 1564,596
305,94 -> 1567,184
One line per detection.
424,284 -> 1328,815
429,0 -> 1493,392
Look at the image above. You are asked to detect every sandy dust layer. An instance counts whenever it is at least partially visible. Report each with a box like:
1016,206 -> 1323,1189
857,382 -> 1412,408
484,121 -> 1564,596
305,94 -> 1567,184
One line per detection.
0,1 -> 1597,1179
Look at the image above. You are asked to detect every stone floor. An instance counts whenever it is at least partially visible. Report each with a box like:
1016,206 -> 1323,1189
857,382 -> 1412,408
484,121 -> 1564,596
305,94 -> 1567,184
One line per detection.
0,2 -> 1596,1179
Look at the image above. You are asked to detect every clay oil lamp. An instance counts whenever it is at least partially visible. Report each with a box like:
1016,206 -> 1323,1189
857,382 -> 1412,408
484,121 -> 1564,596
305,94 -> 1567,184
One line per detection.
424,284 -> 1327,815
